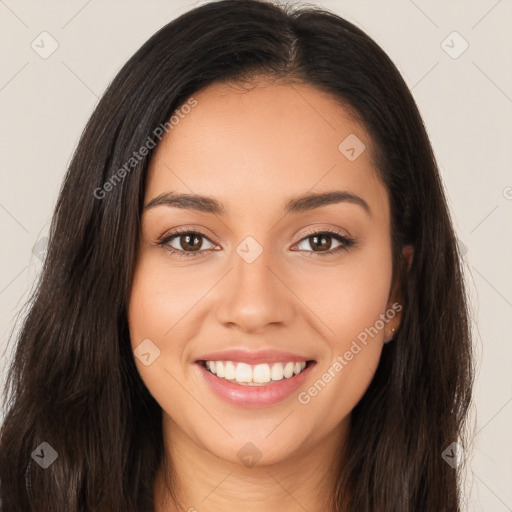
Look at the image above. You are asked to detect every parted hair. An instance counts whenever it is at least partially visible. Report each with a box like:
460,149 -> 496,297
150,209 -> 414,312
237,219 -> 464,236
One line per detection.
0,1 -> 473,511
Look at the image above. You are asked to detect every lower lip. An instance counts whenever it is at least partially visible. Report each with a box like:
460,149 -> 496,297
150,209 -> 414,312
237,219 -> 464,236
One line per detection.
195,361 -> 316,408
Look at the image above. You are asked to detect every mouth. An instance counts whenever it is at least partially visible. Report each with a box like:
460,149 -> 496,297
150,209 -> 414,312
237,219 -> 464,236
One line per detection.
197,359 -> 316,386
194,359 -> 317,408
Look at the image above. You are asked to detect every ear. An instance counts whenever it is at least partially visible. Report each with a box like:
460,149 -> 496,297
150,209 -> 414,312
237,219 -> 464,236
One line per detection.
383,245 -> 414,343
401,244 -> 413,269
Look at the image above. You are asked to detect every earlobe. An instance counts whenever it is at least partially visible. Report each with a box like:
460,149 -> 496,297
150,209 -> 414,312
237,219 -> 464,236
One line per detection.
384,245 -> 412,344
383,316 -> 400,344
402,244 -> 414,269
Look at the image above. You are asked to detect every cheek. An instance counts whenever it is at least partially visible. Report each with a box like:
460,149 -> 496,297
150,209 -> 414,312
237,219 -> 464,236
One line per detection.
127,250 -> 217,404
128,252 -> 202,347
127,255 -> 184,379
127,256 -> 197,415
293,237 -> 393,408
333,257 -> 392,344
128,262 -> 165,347
297,236 -> 393,345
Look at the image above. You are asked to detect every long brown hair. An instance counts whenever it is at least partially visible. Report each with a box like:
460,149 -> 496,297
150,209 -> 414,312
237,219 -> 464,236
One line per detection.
0,1 -> 473,510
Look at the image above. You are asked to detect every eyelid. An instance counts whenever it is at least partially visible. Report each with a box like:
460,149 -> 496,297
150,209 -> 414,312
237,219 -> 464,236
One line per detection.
156,224 -> 356,257
158,224 -> 350,245
157,225 -> 220,245
292,225 -> 352,245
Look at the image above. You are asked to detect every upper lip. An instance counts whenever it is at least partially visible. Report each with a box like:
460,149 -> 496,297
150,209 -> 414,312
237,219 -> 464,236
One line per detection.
196,349 -> 314,365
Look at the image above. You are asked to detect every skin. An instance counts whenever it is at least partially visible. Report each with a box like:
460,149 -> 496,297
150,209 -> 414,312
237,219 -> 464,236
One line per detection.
128,77 -> 413,512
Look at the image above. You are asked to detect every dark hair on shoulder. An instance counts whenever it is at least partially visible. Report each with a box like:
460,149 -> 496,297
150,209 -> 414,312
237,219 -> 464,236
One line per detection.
0,1 -> 473,510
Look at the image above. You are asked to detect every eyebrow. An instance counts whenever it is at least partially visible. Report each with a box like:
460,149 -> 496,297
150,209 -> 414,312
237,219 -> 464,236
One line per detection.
144,190 -> 371,217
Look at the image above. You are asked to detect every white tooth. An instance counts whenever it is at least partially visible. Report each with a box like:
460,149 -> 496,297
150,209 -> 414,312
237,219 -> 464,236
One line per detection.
253,364 -> 271,383
270,363 -> 284,380
216,361 -> 226,378
206,360 -> 307,383
283,362 -> 294,378
235,362 -> 253,383
224,361 -> 236,380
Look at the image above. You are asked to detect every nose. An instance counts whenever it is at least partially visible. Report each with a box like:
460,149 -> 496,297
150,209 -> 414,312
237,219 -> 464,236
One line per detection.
213,246 -> 295,334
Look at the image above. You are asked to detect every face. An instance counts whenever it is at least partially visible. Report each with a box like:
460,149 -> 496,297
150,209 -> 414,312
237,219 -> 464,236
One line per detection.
128,78 -> 404,467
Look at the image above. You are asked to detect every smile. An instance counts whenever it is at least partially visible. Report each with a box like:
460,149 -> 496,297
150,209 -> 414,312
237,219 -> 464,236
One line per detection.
201,360 -> 309,385
195,360 -> 316,408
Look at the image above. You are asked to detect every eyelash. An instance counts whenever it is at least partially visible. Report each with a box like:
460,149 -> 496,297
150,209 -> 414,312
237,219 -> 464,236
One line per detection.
156,226 -> 356,258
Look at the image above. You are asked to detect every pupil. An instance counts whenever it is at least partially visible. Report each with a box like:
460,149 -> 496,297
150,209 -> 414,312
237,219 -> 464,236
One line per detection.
312,234 -> 330,251
182,234 -> 201,251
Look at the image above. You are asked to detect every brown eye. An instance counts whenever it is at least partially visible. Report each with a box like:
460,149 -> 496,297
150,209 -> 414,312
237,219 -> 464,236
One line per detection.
175,233 -> 203,252
157,230 -> 216,256
297,233 -> 344,253
306,234 -> 333,252
168,232 -> 215,253
293,229 -> 355,257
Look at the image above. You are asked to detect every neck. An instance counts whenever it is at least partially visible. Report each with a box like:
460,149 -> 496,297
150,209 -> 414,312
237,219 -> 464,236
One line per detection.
153,413 -> 350,512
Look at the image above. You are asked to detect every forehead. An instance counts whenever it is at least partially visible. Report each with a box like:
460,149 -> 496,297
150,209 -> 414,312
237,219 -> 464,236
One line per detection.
145,79 -> 388,220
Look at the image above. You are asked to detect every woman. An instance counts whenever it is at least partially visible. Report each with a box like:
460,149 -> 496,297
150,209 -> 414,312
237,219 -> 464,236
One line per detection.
0,0 -> 474,510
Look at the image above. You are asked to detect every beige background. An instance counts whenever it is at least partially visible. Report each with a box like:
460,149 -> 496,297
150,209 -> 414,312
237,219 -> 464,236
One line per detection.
1,1 -> 511,510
